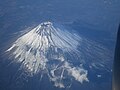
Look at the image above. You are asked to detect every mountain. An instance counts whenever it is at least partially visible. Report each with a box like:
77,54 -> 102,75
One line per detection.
6,21 -> 112,88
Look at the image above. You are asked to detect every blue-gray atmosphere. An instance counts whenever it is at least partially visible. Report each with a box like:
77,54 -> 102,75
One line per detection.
0,0 -> 120,90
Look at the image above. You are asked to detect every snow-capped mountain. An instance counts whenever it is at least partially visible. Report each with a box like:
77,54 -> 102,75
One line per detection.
6,21 -> 111,88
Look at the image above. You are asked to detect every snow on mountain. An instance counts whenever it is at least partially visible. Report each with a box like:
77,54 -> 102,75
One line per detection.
6,21 -> 88,88
6,21 -> 111,88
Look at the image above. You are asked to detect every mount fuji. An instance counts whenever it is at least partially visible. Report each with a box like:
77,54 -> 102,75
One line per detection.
6,21 -> 111,88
